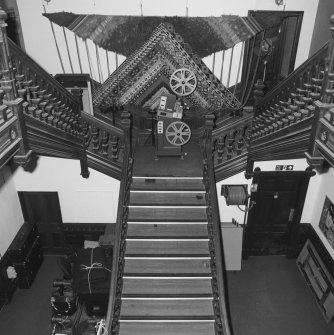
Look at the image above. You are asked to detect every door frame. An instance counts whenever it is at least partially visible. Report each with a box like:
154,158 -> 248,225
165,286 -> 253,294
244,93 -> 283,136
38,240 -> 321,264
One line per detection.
243,168 -> 315,258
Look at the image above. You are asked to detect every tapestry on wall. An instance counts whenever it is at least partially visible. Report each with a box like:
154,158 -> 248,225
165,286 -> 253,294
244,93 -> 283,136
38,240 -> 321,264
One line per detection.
43,12 -> 262,58
319,196 -> 334,250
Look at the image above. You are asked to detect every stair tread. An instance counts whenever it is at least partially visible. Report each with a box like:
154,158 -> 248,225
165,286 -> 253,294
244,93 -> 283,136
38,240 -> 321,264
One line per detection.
119,320 -> 216,335
120,298 -> 214,317
128,208 -> 207,221
124,257 -> 211,275
125,240 -> 209,256
131,178 -> 205,191
123,277 -> 213,295
122,293 -> 213,298
130,192 -> 206,205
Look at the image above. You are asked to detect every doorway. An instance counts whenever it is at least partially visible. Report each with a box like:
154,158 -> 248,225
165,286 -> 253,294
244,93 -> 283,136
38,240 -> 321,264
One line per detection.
244,171 -> 311,257
18,192 -> 65,254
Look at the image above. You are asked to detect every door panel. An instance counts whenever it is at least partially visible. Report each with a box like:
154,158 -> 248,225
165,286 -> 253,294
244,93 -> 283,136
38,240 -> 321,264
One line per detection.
245,171 -> 310,256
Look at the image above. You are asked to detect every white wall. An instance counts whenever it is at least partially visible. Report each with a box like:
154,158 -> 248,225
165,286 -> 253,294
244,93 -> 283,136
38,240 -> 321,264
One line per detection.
13,156 -> 120,223
308,168 -> 334,259
0,166 -> 24,256
15,0 -> 318,84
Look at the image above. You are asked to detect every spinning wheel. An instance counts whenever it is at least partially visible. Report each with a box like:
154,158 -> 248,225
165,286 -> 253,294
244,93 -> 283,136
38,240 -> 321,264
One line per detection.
170,68 -> 197,96
165,121 -> 191,146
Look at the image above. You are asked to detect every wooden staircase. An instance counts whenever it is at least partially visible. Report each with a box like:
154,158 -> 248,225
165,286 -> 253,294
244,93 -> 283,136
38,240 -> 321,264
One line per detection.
118,175 -> 216,334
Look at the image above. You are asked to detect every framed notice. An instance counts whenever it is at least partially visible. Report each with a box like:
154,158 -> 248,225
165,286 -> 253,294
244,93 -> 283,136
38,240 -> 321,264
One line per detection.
319,196 -> 334,250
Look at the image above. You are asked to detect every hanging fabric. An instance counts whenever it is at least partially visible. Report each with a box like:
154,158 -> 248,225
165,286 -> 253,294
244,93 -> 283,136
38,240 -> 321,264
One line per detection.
43,13 -> 263,58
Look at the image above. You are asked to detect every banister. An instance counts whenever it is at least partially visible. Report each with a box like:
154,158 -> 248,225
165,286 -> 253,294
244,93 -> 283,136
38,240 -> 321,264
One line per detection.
104,114 -> 133,334
213,110 -> 253,140
202,129 -> 232,335
7,38 -> 80,109
81,112 -> 124,139
256,42 -> 329,116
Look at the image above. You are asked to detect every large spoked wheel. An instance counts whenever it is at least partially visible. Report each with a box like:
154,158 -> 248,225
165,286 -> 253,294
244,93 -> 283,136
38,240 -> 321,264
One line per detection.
165,121 -> 191,146
170,68 -> 197,96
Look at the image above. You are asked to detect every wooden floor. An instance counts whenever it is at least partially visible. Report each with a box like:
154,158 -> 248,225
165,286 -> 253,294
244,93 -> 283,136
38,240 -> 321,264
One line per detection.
133,143 -> 203,177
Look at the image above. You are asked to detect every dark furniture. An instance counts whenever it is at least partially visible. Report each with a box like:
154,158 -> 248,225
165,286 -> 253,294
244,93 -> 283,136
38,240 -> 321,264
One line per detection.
7,222 -> 43,289
297,239 -> 334,322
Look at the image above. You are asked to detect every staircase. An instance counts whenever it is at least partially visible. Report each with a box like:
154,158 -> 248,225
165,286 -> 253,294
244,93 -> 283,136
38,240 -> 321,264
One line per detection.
117,161 -> 217,334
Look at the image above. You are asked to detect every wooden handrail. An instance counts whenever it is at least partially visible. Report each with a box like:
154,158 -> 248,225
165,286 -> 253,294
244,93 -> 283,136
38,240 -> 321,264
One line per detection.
202,129 -> 232,335
256,42 -> 329,116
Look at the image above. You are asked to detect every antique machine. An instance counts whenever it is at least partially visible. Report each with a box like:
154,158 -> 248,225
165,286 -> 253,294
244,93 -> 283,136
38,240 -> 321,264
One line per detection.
155,68 -> 196,157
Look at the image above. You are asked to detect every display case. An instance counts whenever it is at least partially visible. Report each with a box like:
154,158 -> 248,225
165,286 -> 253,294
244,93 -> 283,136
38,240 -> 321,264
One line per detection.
297,239 -> 334,322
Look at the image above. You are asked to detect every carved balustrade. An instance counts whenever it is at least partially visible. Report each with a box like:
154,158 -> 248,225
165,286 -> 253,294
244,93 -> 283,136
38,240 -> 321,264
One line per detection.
202,122 -> 232,335
104,129 -> 133,334
8,39 -> 81,137
306,15 -> 334,170
0,7 -> 32,167
250,42 -> 329,142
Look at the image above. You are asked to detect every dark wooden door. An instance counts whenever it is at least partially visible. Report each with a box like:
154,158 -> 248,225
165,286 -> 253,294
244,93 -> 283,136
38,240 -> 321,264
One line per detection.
244,171 -> 311,257
18,192 -> 65,255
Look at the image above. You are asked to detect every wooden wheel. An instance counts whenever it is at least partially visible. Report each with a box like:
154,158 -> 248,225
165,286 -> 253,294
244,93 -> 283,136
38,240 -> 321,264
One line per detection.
165,121 -> 191,146
170,68 -> 197,96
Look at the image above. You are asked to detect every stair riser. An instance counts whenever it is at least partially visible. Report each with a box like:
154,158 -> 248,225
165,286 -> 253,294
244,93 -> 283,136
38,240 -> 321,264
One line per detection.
127,223 -> 208,238
125,240 -> 209,256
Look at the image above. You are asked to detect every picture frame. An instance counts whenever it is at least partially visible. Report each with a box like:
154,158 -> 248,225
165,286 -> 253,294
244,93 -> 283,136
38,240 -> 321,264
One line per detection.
319,196 -> 334,250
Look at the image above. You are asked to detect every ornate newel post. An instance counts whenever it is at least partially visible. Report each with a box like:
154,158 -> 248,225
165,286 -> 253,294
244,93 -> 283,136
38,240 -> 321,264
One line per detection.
306,15 -> 334,171
0,7 -> 31,166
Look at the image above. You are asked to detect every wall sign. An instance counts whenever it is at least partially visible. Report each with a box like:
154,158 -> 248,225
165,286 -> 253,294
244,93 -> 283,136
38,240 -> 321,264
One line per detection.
275,165 -> 294,171
319,196 -> 334,250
